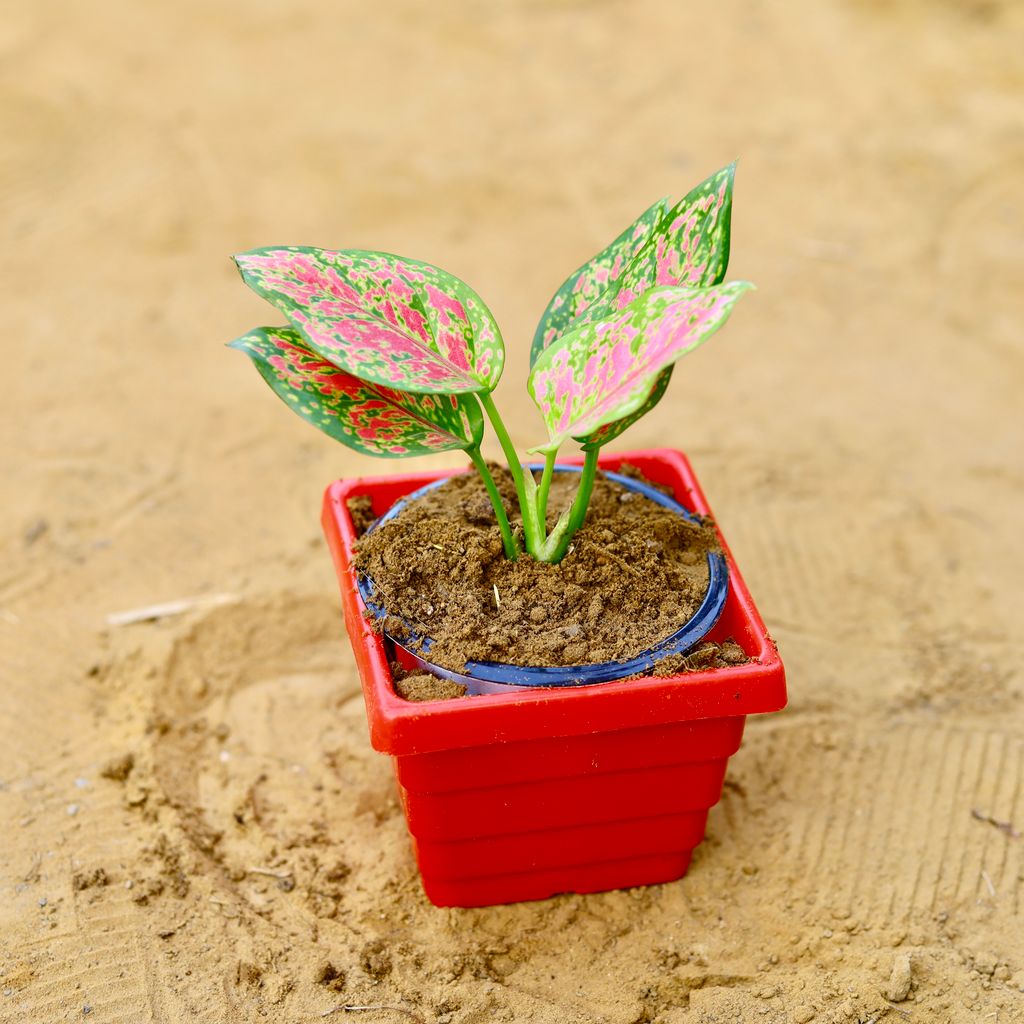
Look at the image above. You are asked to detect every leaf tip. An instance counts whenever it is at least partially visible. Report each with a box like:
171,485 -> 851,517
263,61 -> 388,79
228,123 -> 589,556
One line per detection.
231,246 -> 286,272
230,252 -> 252,281
226,327 -> 270,355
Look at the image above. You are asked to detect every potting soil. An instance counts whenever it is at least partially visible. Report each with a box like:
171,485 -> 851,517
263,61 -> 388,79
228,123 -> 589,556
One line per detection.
354,467 -> 719,672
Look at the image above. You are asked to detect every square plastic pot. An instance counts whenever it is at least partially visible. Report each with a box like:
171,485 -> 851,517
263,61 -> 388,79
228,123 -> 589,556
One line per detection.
321,448 -> 787,908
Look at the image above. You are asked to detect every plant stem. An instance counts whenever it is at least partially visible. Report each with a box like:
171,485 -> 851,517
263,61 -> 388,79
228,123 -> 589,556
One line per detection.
467,447 -> 519,560
551,446 -> 600,562
478,392 -> 541,553
567,447 -> 600,534
537,448 -> 557,528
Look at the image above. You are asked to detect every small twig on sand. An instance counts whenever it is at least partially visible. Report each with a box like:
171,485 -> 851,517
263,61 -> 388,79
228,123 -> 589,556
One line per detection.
981,869 -> 996,898
106,593 -> 239,626
246,866 -> 293,880
320,1006 -> 425,1023
971,807 -> 1021,839
247,865 -> 295,890
157,917 -> 190,939
492,584 -> 501,610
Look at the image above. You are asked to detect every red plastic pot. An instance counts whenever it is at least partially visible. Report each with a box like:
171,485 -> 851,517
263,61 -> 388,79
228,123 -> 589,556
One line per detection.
321,448 -> 787,908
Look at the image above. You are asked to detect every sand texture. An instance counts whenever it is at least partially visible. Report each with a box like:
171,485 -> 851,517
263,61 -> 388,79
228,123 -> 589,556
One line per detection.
2,1 -> 1023,1021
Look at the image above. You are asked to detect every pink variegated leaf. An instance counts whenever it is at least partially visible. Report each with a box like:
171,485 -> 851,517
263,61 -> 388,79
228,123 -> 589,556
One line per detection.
530,198 -> 669,367
234,247 -> 504,395
579,164 -> 736,328
528,283 -> 751,451
229,326 -> 483,457
578,366 -> 673,451
538,164 -> 736,450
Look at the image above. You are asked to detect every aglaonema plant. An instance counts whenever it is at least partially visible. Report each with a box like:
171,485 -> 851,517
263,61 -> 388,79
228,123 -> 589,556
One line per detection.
229,163 -> 749,564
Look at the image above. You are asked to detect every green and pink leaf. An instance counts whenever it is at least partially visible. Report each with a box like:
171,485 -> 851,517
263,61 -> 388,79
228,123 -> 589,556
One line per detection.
528,282 -> 751,451
581,163 -> 736,327
531,164 -> 737,451
234,247 -> 504,395
229,326 -> 483,457
529,198 -> 669,366
578,367 -> 673,451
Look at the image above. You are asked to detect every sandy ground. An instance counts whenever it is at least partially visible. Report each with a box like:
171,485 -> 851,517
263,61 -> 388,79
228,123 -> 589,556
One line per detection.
3,0 -> 1024,1021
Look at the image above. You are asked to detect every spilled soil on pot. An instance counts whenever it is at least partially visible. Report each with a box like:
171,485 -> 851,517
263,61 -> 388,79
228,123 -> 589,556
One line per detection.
390,661 -> 469,701
354,466 -> 719,672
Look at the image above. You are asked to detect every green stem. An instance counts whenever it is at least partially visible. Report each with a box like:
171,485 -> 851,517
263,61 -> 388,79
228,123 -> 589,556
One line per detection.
552,446 -> 600,562
537,448 -> 557,528
467,447 -> 519,560
478,392 -> 541,553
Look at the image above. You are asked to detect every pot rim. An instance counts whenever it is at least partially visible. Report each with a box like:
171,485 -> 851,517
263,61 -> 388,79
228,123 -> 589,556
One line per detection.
356,466 -> 729,691
321,448 -> 786,757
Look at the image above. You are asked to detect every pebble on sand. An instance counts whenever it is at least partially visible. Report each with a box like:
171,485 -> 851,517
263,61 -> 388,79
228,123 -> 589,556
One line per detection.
886,952 -> 913,1002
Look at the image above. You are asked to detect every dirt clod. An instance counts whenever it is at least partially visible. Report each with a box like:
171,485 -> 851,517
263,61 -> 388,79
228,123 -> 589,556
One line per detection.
72,868 -> 109,891
130,878 -> 164,906
347,495 -> 376,537
362,939 -> 392,980
145,835 -> 189,899
719,639 -> 748,665
313,960 -> 346,992
974,950 -> 998,976
393,669 -> 467,702
389,662 -> 468,702
100,752 -> 135,781
235,961 -> 262,989
650,639 -> 753,677
886,952 -> 913,1001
